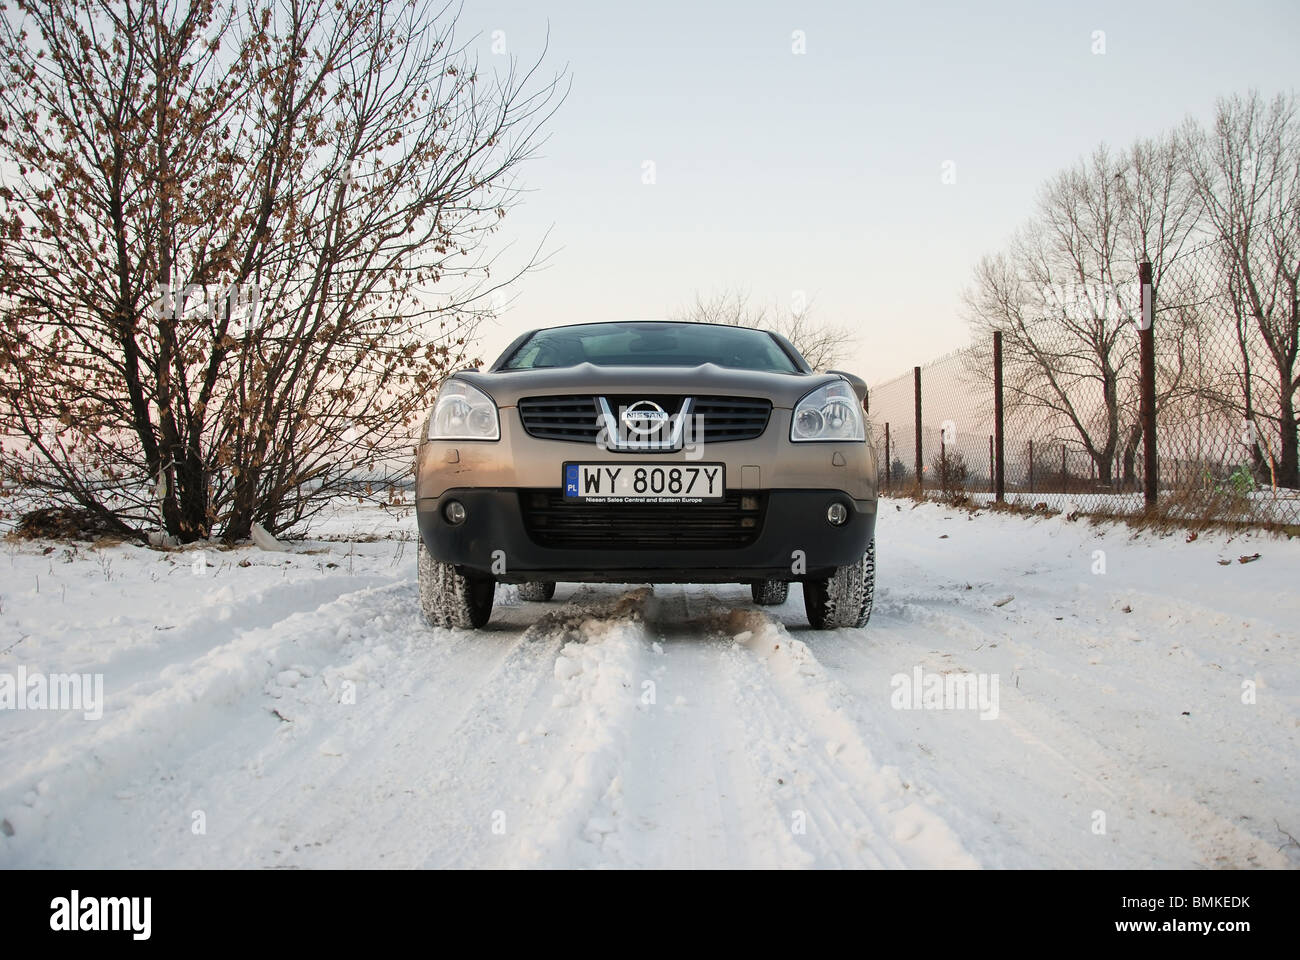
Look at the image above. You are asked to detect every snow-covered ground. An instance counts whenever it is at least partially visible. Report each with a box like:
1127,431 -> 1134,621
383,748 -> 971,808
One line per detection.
0,498 -> 1296,868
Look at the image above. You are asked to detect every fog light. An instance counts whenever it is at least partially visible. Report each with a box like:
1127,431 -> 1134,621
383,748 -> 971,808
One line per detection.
444,500 -> 467,524
826,502 -> 849,526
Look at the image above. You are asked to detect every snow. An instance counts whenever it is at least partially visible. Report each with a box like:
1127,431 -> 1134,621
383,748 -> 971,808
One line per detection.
0,499 -> 1296,868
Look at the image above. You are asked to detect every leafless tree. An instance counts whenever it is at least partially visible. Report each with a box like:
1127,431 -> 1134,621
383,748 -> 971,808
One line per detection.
1183,91 -> 1300,488
965,138 -> 1201,484
670,289 -> 856,371
1115,132 -> 1206,477
0,0 -> 566,540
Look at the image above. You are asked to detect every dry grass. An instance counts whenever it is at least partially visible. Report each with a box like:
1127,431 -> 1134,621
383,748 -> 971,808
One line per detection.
898,491 -> 1300,539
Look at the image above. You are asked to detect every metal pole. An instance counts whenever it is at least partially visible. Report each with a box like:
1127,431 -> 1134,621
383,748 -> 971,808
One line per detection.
993,331 -> 1005,502
1062,443 -> 1067,493
1029,439 -> 1034,493
913,366 -> 923,496
1139,261 -> 1158,508
884,422 -> 891,492
989,435 -> 995,495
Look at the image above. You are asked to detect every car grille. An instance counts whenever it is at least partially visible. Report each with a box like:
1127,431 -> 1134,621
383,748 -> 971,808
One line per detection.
691,396 -> 772,442
519,491 -> 766,549
516,395 -> 771,444
517,395 -> 601,442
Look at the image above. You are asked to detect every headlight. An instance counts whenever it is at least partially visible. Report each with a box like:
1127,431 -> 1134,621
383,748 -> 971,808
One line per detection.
790,380 -> 865,442
428,379 -> 499,441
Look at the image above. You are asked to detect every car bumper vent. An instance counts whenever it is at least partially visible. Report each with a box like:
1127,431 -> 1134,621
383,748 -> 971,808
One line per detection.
519,491 -> 766,549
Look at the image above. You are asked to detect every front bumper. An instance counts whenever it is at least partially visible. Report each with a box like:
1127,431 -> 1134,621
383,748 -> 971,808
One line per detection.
416,488 -> 876,583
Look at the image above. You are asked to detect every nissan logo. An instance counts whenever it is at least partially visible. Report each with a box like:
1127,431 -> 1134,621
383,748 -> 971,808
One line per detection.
621,400 -> 670,435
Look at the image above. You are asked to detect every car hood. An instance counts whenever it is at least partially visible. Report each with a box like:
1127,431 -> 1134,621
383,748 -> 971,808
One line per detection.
453,363 -> 843,408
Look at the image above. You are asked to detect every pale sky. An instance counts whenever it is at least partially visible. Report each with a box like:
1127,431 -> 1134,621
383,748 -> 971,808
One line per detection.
453,0 -> 1300,383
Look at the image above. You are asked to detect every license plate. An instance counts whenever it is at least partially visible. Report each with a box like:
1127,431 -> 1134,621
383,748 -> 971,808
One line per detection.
563,463 -> 725,502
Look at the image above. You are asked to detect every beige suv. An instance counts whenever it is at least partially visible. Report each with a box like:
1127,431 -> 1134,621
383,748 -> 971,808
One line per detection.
415,321 -> 877,630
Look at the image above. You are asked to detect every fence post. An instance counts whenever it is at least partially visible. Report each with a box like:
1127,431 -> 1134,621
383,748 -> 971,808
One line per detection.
884,422 -> 891,492
989,435 -> 995,495
1029,439 -> 1034,493
913,366 -> 923,496
993,330 -> 1005,502
940,436 -> 948,493
1138,261 -> 1158,509
1061,443 -> 1067,492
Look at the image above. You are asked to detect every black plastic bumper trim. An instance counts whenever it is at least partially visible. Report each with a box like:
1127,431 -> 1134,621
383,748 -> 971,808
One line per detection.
416,488 -> 875,582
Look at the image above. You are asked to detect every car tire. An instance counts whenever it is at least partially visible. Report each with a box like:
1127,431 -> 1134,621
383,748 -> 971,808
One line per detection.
517,581 -> 557,602
750,579 -> 789,605
802,539 -> 875,630
418,539 -> 495,629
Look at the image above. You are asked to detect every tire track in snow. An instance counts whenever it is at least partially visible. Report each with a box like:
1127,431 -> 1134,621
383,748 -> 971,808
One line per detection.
525,587 -> 807,868
477,585 -> 980,868
811,583 -> 1293,868
214,594 -> 548,869
0,572 -> 397,770
511,583 -> 977,868
221,585 -> 667,868
0,576 -> 424,866
170,584 -> 633,866
709,604 -> 979,868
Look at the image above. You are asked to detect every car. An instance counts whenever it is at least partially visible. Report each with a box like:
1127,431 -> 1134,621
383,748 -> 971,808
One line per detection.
414,320 -> 877,630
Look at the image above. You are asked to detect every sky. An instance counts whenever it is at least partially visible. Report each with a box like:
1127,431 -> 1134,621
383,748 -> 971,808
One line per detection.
450,0 -> 1299,384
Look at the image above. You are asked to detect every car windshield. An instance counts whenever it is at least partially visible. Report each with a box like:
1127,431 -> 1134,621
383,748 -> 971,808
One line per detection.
500,323 -> 800,372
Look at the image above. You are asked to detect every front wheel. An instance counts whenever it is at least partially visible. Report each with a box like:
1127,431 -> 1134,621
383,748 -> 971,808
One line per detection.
802,539 -> 875,630
418,539 -> 495,629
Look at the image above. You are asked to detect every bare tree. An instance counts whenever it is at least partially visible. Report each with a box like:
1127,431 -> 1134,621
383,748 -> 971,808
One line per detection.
1183,91 -> 1300,488
1115,132 -> 1206,479
965,138 -> 1200,484
670,289 -> 856,370
0,0 -> 566,540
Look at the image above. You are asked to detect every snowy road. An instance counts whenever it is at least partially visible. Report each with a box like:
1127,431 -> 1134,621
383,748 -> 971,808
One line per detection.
1,501 -> 1296,868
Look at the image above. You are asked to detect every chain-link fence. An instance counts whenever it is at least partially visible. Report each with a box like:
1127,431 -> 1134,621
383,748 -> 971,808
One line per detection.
868,231 -> 1300,528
